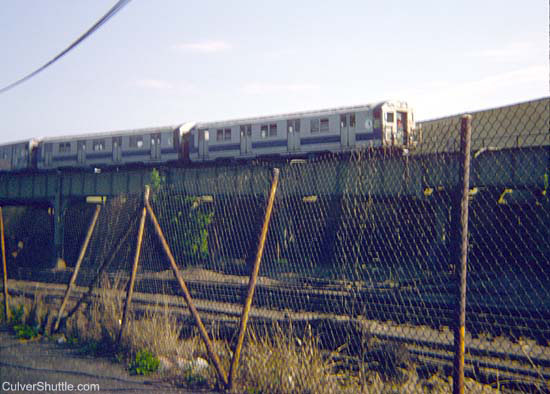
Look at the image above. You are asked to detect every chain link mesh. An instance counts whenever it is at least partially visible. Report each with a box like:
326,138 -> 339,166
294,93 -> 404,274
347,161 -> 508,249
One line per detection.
2,97 -> 549,392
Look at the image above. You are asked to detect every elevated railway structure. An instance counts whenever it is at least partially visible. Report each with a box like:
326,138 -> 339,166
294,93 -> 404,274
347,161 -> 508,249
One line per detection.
0,98 -> 548,263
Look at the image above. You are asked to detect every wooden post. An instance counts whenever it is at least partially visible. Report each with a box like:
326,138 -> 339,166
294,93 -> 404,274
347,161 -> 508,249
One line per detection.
1,206 -> 9,322
118,186 -> 149,344
54,204 -> 102,332
228,168 -> 280,391
453,115 -> 472,394
145,193 -> 229,387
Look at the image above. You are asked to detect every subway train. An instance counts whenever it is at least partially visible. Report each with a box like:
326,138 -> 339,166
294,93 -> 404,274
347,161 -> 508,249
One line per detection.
0,101 -> 418,172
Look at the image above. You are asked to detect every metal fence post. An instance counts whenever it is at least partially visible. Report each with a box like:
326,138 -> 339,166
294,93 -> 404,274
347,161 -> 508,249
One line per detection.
54,204 -> 102,332
228,167 -> 280,391
1,206 -> 9,321
118,186 -> 149,344
144,189 -> 229,387
453,115 -> 472,394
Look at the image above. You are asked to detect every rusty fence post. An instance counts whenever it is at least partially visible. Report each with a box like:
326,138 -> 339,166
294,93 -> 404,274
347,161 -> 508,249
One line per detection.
228,167 -> 280,391
452,115 -> 472,394
118,186 -> 149,345
144,189 -> 229,387
1,206 -> 9,322
54,204 -> 102,332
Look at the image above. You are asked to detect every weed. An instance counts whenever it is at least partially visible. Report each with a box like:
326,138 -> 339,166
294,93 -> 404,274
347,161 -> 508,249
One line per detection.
181,368 -> 208,388
129,349 -> 160,376
12,323 -> 40,340
9,304 -> 25,326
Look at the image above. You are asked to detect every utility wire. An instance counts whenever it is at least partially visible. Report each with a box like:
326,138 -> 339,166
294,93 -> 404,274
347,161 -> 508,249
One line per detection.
0,0 -> 131,95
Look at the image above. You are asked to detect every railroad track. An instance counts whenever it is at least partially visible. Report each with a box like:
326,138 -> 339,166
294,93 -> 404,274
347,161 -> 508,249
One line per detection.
4,276 -> 550,392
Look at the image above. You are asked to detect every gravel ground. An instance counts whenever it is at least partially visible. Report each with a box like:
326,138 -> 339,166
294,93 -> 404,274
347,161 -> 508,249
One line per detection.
0,328 -> 219,394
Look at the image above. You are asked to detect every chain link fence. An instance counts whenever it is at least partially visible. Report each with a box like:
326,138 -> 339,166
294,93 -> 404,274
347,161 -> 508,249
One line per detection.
2,97 -> 549,392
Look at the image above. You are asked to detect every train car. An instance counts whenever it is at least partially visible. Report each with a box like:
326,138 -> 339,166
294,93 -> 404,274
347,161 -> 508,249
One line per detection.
188,101 -> 417,162
36,125 -> 181,170
0,139 -> 40,172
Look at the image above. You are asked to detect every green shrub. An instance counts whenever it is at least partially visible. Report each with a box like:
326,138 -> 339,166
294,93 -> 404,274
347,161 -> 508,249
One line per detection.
9,304 -> 25,326
13,323 -> 40,340
129,349 -> 160,376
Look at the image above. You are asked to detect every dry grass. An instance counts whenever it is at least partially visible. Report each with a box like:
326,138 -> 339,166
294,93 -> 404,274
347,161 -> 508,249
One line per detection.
3,279 -> 503,393
234,323 -> 342,394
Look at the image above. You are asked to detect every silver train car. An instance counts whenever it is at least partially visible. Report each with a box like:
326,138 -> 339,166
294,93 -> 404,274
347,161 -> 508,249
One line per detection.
36,125 -> 181,170
0,139 -> 40,171
0,100 -> 417,171
188,101 -> 417,162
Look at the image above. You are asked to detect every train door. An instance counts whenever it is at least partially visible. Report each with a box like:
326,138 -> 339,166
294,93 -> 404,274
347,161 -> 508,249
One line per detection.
150,133 -> 161,160
77,141 -> 86,164
397,111 -> 408,146
44,143 -> 53,167
11,145 -> 18,169
198,129 -> 209,160
287,119 -> 301,152
340,113 -> 356,148
240,125 -> 252,156
384,111 -> 396,146
112,137 -> 122,163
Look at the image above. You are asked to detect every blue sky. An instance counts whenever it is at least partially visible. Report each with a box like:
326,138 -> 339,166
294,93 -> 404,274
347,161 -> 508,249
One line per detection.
0,0 -> 548,144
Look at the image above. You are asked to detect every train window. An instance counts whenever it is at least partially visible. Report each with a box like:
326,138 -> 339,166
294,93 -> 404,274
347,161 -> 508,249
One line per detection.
130,135 -> 143,148
59,142 -> 71,153
217,129 -> 224,141
261,125 -> 268,139
386,112 -> 394,123
240,125 -> 252,137
287,119 -> 300,133
320,118 -> 329,132
45,143 -> 53,153
340,115 -> 347,128
93,139 -> 105,151
224,128 -> 231,141
350,113 -> 356,128
310,119 -> 320,133
269,124 -> 277,137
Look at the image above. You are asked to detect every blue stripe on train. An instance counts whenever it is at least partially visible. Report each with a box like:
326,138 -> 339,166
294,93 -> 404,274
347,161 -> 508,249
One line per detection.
356,132 -> 379,141
301,135 -> 341,145
252,139 -> 287,149
52,155 -> 78,162
209,143 -> 240,152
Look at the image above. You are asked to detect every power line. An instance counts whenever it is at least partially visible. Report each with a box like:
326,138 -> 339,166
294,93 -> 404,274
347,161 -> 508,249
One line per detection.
0,0 -> 131,95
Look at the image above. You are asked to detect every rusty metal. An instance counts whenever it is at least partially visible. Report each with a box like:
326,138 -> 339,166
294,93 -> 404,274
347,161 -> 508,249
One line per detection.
228,167 -> 280,391
1,206 -> 9,321
453,115 -> 472,394
54,204 -> 102,332
144,192 -> 229,387
118,186 -> 149,344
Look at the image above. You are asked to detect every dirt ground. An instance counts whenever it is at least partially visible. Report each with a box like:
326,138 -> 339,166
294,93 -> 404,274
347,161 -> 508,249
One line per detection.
0,328 -> 219,394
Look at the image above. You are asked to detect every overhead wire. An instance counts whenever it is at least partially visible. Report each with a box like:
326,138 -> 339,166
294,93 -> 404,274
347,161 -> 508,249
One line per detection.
0,0 -> 131,95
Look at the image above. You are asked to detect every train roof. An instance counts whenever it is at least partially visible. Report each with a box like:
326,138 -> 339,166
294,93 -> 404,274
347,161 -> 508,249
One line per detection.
195,100 -> 411,128
39,124 -> 180,143
0,138 -> 41,148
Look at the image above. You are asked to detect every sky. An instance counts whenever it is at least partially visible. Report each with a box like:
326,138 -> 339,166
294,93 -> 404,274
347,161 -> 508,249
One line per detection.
0,0 -> 548,144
